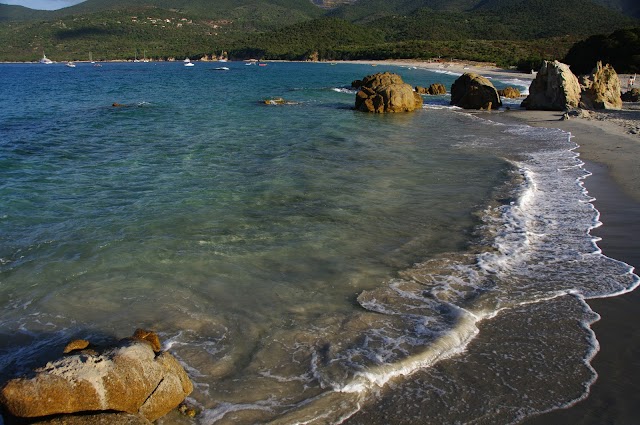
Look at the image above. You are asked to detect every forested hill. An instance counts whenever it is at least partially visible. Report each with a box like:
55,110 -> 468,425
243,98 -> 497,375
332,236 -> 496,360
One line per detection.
0,0 -> 638,67
329,0 -> 636,37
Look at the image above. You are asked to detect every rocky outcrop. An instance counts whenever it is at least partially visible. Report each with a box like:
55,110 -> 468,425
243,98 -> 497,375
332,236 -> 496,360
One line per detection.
521,60 -> 581,111
498,87 -> 521,98
428,83 -> 446,95
622,88 -> 640,102
450,73 -> 502,110
579,61 -> 622,110
355,72 -> 423,113
415,84 -> 446,95
0,330 -> 193,423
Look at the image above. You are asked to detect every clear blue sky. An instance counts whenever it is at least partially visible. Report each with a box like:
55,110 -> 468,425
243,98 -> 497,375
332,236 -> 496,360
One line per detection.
0,0 -> 85,10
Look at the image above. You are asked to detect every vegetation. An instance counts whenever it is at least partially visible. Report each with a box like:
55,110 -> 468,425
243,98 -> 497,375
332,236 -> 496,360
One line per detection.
564,27 -> 640,74
0,0 -> 638,68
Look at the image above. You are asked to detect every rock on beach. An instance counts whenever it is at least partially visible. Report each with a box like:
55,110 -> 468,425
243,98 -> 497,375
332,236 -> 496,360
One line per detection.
450,73 -> 502,110
521,60 -> 582,111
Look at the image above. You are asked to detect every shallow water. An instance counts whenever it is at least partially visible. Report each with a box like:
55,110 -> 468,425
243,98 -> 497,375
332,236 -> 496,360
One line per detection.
0,62 -> 636,424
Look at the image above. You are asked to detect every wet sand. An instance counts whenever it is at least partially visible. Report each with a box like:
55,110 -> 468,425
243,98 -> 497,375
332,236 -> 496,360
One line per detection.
497,108 -> 640,424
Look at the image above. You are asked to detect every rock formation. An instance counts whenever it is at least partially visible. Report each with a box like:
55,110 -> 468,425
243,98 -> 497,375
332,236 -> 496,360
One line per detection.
622,88 -> 640,102
354,72 -> 423,113
498,87 -> 521,98
579,61 -> 622,110
521,60 -> 581,111
0,329 -> 193,423
427,83 -> 447,95
450,73 -> 502,110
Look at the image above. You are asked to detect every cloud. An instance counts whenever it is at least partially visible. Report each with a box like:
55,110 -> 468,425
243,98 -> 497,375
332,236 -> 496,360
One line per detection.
0,0 -> 85,10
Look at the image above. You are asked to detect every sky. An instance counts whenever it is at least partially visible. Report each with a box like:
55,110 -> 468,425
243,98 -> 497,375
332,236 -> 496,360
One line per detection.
0,0 -> 85,10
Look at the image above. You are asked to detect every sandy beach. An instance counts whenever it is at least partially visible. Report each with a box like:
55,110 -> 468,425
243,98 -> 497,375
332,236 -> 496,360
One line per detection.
361,58 -> 640,423
498,109 -> 640,424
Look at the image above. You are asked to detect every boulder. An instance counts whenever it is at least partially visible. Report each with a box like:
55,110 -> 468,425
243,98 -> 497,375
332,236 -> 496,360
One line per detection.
622,88 -> 640,102
0,330 -> 193,423
498,87 -> 521,98
579,62 -> 622,110
427,83 -> 447,95
521,60 -> 581,111
354,72 -> 423,113
450,73 -> 502,110
415,86 -> 428,94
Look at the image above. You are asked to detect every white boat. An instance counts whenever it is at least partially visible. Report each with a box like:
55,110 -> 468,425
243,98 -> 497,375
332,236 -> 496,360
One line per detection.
39,52 -> 53,64
66,61 -> 76,68
184,58 -> 194,67
214,66 -> 229,71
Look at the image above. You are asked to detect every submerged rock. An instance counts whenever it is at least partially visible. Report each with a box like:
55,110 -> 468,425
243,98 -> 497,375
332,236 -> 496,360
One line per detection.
354,72 -> 423,113
579,61 -> 622,110
450,73 -> 502,110
0,330 -> 193,423
521,60 -> 581,111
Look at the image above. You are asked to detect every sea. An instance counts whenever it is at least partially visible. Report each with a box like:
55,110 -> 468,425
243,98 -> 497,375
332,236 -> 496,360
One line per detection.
0,61 -> 637,424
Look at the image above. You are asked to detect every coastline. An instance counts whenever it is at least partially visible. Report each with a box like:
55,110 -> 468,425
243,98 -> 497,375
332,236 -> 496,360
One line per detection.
489,108 -> 640,424
370,57 -> 640,422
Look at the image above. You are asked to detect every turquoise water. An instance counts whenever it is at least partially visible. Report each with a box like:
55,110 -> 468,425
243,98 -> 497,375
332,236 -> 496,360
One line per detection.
0,62 -> 637,424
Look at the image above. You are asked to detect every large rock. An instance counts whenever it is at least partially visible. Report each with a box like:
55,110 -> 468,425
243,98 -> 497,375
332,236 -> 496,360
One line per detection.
579,61 -> 622,110
0,330 -> 193,423
450,73 -> 502,110
354,72 -> 423,113
521,60 -> 581,111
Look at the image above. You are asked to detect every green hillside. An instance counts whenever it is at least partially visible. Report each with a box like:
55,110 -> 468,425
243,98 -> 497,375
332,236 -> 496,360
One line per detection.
0,0 -> 638,66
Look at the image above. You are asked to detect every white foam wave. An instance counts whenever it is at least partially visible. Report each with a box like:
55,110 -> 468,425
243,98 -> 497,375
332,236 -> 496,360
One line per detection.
332,87 -> 357,94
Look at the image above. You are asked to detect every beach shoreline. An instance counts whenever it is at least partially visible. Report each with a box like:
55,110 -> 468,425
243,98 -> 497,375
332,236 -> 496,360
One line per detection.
372,56 -> 640,422
485,108 -> 640,424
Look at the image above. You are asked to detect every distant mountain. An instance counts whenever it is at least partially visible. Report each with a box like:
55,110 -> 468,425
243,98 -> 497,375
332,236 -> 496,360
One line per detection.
328,0 -> 637,38
0,4 -> 49,21
0,0 -> 638,64
2,0 -> 324,28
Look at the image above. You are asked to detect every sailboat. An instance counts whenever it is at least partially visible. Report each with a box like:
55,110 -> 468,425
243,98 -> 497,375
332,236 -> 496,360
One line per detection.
218,50 -> 227,62
89,52 -> 95,64
39,52 -> 53,64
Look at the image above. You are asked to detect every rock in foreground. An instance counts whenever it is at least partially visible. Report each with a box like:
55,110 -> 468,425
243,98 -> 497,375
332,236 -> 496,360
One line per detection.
450,73 -> 502,110
0,330 -> 193,423
521,60 -> 581,110
354,72 -> 423,113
